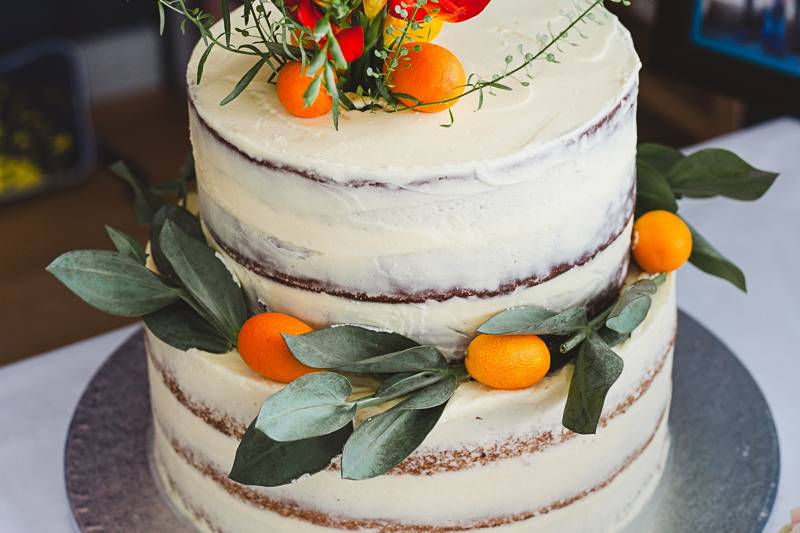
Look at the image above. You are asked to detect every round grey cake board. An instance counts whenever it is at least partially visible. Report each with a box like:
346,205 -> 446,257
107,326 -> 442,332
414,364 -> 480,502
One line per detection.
64,311 -> 779,532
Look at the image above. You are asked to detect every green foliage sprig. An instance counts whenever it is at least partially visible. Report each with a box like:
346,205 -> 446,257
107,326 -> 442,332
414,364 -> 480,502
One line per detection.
46,139 -> 780,488
230,325 -> 465,484
478,274 -> 665,435
636,143 -> 778,291
47,160 -> 247,354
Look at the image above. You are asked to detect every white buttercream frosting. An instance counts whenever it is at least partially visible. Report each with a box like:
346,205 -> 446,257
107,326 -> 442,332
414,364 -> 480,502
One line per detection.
211,222 -> 631,359
187,1 -> 640,182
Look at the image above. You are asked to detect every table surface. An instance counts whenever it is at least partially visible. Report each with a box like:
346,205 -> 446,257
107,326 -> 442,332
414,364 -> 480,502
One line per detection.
1,118 -> 798,533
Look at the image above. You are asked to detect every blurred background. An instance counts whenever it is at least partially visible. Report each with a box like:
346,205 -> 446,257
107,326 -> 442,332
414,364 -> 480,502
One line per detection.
0,0 -> 798,365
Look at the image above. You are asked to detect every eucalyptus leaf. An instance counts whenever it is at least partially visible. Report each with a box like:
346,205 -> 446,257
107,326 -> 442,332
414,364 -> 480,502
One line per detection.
637,143 -> 684,175
149,204 -> 204,278
256,373 -> 357,442
597,327 -> 630,348
335,345 -> 447,374
159,219 -> 247,339
110,161 -> 162,225
605,278 -> 657,334
376,372 -> 417,395
636,160 -> 678,214
397,375 -> 456,410
477,305 -> 555,335
47,250 -> 179,316
562,331 -> 623,434
229,419 -> 352,487
144,301 -> 232,353
375,371 -> 442,398
283,325 -> 419,369
527,307 -> 588,335
666,148 -> 778,200
105,226 -> 146,264
687,222 -> 747,292
341,402 -> 447,480
478,305 -> 586,336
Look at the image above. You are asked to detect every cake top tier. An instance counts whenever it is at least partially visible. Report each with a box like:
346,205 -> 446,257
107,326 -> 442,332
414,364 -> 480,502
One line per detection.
188,0 -> 640,183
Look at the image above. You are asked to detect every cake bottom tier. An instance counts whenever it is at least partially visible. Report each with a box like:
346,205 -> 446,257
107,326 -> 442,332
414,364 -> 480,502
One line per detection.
148,274 -> 676,532
153,412 -> 668,533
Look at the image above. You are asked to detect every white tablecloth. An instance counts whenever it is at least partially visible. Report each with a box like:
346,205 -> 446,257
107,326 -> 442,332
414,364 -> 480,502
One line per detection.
1,118 -> 798,533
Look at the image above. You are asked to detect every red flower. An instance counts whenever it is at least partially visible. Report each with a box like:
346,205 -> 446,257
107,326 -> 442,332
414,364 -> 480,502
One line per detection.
287,0 -> 365,64
435,0 -> 491,22
388,0 -> 429,21
388,0 -> 491,23
288,0 -> 323,30
334,26 -> 365,62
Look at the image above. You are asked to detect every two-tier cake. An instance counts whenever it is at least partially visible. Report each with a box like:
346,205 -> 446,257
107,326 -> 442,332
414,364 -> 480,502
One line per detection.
148,1 -> 674,531
48,0 -> 778,530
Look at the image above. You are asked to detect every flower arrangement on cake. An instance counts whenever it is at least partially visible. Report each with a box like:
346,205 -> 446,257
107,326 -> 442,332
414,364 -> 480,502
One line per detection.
48,0 -> 781,531
158,0 -> 628,127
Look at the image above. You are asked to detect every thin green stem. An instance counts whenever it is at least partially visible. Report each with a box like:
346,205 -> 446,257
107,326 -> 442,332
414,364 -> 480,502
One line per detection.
560,305 -> 611,354
384,2 -> 424,87
158,0 -> 270,57
560,329 -> 587,354
391,0 -> 604,112
355,371 -> 443,408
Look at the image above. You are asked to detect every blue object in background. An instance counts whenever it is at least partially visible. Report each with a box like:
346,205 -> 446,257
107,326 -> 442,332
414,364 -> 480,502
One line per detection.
691,0 -> 800,77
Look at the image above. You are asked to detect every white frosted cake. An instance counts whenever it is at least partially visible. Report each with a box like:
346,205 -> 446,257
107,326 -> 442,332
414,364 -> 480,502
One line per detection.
146,1 -> 674,531
47,0 -> 778,529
